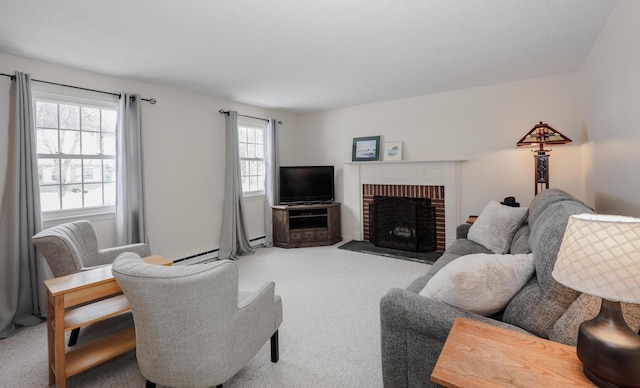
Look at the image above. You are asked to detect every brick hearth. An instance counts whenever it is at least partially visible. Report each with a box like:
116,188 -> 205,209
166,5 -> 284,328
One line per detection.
363,184 -> 445,252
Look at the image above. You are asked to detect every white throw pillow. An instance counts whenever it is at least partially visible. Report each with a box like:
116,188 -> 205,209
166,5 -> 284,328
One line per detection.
419,253 -> 534,316
467,201 -> 528,254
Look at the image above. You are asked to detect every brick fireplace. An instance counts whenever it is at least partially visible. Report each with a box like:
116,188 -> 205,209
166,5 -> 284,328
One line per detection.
343,160 -> 464,249
363,184 -> 445,252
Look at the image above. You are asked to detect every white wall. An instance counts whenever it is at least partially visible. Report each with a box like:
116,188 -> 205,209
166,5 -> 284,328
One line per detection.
7,31 -> 627,256
580,0 -> 640,217
292,73 -> 586,229
0,53 -> 294,260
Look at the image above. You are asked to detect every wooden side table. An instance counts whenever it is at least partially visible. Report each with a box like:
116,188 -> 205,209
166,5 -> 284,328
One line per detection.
44,255 -> 171,388
431,317 -> 595,387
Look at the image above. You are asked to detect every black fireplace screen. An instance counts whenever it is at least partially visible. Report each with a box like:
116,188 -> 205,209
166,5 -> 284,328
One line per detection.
369,196 -> 436,252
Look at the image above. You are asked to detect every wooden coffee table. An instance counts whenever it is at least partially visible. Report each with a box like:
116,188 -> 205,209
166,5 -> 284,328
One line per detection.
43,255 -> 171,388
431,317 -> 595,387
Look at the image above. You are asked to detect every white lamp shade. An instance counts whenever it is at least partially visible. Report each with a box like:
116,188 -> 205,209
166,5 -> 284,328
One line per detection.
552,213 -> 640,304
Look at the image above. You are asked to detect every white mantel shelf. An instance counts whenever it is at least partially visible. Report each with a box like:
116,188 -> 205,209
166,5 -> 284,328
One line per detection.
343,160 -> 466,249
345,159 -> 468,165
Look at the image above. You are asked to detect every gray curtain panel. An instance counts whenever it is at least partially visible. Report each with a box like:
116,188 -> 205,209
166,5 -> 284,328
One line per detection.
264,118 -> 280,247
0,72 -> 45,338
219,111 -> 255,259
116,93 -> 148,246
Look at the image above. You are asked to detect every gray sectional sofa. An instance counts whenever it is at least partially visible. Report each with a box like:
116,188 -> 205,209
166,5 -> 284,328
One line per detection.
380,188 -> 640,387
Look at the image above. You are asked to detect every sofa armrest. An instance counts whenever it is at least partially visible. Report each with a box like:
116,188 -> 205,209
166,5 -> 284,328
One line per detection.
382,288 -> 522,343
380,288 -> 531,387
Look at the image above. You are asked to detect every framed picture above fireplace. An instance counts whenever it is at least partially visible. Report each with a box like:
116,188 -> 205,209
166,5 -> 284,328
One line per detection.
352,136 -> 381,161
384,141 -> 403,161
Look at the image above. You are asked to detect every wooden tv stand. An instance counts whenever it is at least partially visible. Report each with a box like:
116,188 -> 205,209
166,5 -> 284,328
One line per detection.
272,202 -> 342,248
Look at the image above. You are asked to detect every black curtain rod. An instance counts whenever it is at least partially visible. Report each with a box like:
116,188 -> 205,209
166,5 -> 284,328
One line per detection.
1,72 -> 156,104
219,109 -> 283,125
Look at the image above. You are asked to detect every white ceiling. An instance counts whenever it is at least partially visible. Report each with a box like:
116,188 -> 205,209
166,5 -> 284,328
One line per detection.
0,0 -> 617,113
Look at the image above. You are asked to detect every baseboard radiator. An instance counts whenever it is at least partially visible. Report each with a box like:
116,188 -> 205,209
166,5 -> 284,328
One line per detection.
174,236 -> 266,265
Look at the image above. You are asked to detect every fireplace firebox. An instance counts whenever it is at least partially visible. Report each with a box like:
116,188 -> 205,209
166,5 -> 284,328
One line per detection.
369,196 -> 436,252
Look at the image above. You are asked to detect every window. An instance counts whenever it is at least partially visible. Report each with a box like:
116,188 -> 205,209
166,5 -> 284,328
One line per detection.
238,123 -> 266,194
35,97 -> 117,212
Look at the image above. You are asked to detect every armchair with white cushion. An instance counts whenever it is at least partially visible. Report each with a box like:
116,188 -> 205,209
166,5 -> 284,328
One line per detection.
111,252 -> 283,388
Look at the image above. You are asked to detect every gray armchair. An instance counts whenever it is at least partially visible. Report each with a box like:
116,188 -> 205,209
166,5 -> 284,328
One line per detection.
32,220 -> 151,278
112,252 -> 283,388
32,220 -> 150,345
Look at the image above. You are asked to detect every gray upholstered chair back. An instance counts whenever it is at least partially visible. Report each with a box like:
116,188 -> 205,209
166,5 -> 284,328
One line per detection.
32,220 -> 151,278
112,252 -> 282,388
32,220 -> 101,277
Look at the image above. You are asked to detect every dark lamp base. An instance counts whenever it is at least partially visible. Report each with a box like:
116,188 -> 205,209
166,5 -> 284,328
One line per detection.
583,367 -> 629,388
577,299 -> 640,388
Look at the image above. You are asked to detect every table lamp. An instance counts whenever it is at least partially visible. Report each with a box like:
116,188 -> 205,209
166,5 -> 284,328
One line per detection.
552,213 -> 640,387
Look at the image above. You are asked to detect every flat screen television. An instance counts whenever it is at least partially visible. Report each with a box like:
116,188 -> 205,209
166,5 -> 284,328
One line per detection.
279,166 -> 334,204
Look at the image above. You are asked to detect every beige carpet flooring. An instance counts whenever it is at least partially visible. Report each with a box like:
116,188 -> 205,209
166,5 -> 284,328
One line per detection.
0,243 -> 429,387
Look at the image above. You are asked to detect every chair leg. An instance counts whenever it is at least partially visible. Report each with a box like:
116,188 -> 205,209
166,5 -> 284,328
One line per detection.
146,380 -> 156,388
270,330 -> 279,363
68,327 -> 80,346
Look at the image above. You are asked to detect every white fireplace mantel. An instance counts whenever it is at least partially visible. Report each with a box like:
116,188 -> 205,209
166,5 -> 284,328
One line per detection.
342,160 -> 465,249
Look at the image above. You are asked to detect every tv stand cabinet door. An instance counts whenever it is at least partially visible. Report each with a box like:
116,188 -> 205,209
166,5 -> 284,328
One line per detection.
327,204 -> 342,243
272,207 -> 290,245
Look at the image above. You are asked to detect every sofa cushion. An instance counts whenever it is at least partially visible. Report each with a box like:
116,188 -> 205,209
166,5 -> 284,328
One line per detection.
419,253 -> 534,316
548,293 -> 640,346
527,188 -> 591,229
508,224 -> 531,254
467,201 -> 528,254
503,194 -> 593,337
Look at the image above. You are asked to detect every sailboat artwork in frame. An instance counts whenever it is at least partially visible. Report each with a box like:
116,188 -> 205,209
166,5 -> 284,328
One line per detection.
352,136 -> 381,161
384,141 -> 403,161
